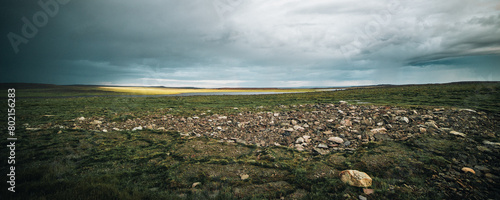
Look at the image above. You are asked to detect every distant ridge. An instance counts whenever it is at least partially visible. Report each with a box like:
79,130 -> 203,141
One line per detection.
0,81 -> 498,90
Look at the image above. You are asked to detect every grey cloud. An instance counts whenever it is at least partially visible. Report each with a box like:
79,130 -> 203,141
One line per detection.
1,0 -> 499,86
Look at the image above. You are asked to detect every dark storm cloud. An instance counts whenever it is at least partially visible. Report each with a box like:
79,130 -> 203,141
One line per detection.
1,0 -> 499,87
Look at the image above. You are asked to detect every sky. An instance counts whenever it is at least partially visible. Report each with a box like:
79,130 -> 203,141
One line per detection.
1,0 -> 500,88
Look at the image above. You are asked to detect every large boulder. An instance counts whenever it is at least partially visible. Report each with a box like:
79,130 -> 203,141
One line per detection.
340,170 -> 372,187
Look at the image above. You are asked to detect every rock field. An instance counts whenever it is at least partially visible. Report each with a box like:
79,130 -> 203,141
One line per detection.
21,101 -> 500,199
32,102 -> 499,154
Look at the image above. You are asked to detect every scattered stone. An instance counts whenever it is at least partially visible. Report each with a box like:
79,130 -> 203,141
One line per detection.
240,174 -> 249,180
343,140 -> 351,147
102,129 -> 108,133
296,137 -> 305,144
293,125 -> 304,131
399,117 -> 409,123
77,117 -> 85,121
421,115 -> 433,120
328,137 -> 344,144
91,120 -> 102,125
483,140 -> 500,147
317,143 -> 328,149
419,127 -> 427,133
370,127 -> 387,134
363,188 -> 374,195
235,139 -> 247,145
192,182 -> 201,188
359,195 -> 368,200
26,128 -> 41,131
341,119 -> 352,126
132,126 -> 143,131
425,121 -> 439,129
460,109 -> 476,113
439,128 -> 452,133
323,131 -> 333,135
462,167 -> 475,174
450,131 -> 466,137
313,147 -> 329,155
340,170 -> 372,187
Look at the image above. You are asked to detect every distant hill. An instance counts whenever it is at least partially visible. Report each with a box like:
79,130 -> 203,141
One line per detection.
1,81 -> 498,90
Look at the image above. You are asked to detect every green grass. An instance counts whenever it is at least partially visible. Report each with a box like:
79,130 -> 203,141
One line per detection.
5,128 -> 475,199
0,82 -> 499,199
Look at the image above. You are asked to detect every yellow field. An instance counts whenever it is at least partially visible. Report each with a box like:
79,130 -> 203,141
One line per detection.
97,87 -> 317,95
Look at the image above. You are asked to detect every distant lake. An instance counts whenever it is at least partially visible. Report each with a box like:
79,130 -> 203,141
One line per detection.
169,92 -> 300,96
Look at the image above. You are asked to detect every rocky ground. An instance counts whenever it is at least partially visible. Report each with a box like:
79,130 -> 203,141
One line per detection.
32,101 -> 499,153
21,101 -> 500,199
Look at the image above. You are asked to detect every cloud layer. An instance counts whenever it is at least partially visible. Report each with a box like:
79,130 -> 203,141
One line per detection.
1,0 -> 499,87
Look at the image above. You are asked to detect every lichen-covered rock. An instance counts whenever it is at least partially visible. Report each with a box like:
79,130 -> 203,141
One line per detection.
340,170 -> 372,187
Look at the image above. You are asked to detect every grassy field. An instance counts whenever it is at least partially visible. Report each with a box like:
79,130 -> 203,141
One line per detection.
0,82 -> 499,199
